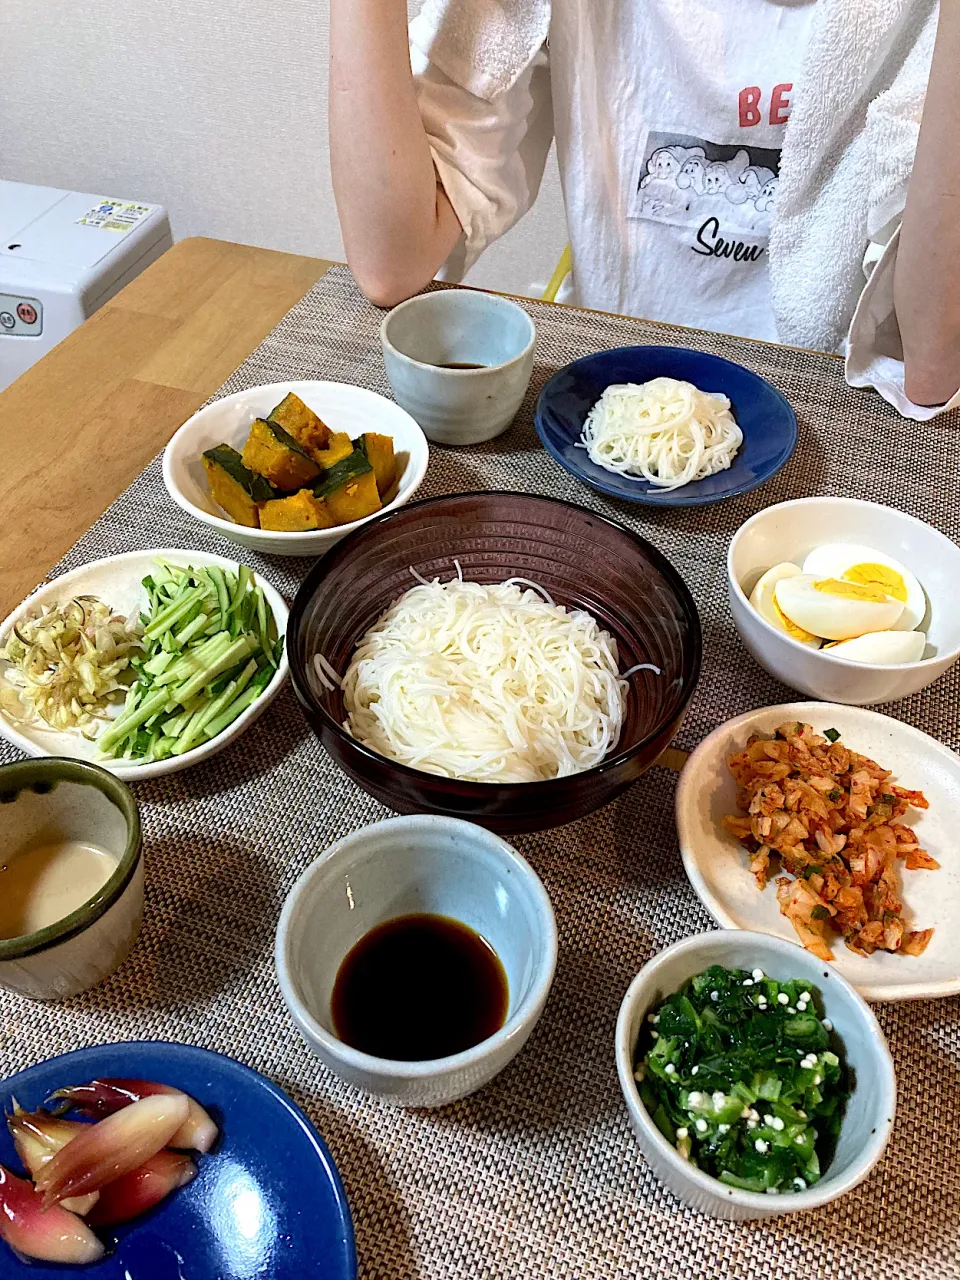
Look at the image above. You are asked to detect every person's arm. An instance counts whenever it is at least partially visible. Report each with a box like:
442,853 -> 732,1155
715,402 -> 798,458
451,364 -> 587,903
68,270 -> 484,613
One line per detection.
329,0 -> 463,307
894,2 -> 960,407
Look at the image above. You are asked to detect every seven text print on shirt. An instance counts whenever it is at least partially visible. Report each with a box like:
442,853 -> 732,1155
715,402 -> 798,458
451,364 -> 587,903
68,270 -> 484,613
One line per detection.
633,82 -> 795,264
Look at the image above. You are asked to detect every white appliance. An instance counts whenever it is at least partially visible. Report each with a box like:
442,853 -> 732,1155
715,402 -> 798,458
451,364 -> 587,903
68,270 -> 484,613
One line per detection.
0,181 -> 173,391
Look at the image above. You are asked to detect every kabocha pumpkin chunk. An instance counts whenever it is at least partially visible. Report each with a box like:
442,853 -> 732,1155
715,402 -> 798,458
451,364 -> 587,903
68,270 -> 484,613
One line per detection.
326,470 -> 381,524
360,433 -> 397,498
268,393 -> 331,456
259,489 -> 336,532
312,431 -> 355,472
314,448 -> 374,497
202,445 -> 276,528
241,419 -> 321,490
315,449 -> 382,524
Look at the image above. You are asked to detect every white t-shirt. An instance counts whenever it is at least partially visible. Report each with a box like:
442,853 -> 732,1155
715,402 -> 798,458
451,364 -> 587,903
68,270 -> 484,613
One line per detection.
414,0 -> 816,342
410,0 -> 960,418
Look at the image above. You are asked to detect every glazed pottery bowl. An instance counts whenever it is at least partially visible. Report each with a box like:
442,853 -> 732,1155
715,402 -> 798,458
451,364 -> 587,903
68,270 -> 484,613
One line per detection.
0,1042 -> 356,1278
615,931 -> 896,1221
163,380 -> 429,556
0,548 -> 289,781
286,491 -> 702,834
0,758 -> 142,1000
675,701 -> 960,1003
728,496 -> 960,705
275,815 -> 557,1107
381,290 -> 536,445
535,345 -> 797,507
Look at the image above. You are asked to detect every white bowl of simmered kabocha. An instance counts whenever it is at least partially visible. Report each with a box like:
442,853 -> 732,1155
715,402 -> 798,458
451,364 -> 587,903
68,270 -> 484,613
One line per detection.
163,381 -> 430,556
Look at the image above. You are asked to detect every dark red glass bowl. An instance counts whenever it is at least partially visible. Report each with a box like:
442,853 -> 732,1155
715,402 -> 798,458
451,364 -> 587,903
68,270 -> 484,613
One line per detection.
287,492 -> 702,834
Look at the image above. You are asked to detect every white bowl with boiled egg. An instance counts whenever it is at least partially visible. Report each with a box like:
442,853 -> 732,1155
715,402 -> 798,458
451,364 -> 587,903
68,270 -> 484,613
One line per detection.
727,497 -> 960,705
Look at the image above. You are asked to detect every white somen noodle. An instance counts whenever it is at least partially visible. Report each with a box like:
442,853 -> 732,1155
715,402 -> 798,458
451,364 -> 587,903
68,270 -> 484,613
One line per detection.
578,377 -> 743,491
333,571 -> 659,784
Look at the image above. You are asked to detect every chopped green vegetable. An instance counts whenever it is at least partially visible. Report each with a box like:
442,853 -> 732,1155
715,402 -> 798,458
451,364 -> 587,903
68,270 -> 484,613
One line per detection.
634,965 -> 848,1195
824,728 -> 841,743
96,559 -> 282,763
810,905 -> 832,921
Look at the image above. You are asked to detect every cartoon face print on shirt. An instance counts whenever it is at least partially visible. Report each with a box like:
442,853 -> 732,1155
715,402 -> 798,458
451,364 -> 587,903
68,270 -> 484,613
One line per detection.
638,145 -> 706,216
685,150 -> 750,214
640,147 -> 682,185
754,176 -> 779,214
632,131 -> 782,262
675,155 -> 707,194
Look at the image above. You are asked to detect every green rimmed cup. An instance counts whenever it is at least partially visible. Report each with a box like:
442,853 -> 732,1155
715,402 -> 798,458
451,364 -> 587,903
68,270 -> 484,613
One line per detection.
0,758 -> 143,1000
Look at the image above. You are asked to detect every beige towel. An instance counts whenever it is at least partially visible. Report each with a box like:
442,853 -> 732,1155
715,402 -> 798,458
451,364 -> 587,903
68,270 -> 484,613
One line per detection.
409,0 -> 550,102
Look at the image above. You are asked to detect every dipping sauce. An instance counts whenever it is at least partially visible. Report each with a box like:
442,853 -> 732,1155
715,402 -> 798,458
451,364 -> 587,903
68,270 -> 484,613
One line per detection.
331,913 -> 509,1061
0,841 -> 117,938
436,362 -> 487,370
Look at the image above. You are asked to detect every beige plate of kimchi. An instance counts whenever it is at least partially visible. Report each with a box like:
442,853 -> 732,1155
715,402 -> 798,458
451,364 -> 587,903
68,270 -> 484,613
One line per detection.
676,702 -> 960,1002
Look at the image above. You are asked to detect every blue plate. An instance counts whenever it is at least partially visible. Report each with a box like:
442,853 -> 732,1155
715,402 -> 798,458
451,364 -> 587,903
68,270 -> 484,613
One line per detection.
535,345 -> 798,507
0,1042 -> 356,1279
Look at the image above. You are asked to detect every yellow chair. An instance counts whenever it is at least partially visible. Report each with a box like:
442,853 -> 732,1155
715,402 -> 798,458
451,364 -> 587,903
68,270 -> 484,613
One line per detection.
542,244 -> 572,304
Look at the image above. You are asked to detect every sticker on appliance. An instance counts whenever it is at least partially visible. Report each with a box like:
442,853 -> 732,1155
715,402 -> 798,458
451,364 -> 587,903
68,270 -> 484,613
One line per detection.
76,200 -> 153,234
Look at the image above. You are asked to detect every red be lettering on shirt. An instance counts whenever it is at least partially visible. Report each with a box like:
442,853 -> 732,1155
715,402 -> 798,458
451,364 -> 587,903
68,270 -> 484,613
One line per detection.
738,83 -> 795,128
739,86 -> 762,128
769,83 -> 793,125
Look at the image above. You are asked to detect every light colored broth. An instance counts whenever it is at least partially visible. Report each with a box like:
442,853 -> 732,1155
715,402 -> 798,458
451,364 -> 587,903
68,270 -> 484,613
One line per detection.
0,841 -> 117,938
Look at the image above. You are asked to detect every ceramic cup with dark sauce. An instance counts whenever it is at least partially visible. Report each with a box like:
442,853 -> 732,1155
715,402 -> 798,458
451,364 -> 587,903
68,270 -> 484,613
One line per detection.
381,290 -> 537,446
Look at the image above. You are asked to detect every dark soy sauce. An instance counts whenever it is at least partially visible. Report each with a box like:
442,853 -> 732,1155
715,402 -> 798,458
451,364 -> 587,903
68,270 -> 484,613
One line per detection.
437,361 -> 487,370
331,913 -> 509,1061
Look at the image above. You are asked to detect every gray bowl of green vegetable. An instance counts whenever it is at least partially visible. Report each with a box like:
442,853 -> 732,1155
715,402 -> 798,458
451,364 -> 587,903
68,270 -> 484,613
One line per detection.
615,930 -> 895,1220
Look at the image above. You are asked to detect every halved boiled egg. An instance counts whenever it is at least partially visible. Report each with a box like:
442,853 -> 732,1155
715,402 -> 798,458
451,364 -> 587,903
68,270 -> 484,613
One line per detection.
748,563 -> 821,646
802,543 -> 926,632
824,630 -> 927,665
774,574 -> 904,641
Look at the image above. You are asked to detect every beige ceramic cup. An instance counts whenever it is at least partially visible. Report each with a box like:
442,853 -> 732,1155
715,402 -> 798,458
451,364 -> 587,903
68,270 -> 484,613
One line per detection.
381,290 -> 536,445
0,758 -> 143,999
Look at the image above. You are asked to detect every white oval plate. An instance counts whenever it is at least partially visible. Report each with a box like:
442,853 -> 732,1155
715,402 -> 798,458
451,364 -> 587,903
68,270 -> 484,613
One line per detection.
676,702 -> 960,1002
162,380 -> 430,557
0,549 -> 289,781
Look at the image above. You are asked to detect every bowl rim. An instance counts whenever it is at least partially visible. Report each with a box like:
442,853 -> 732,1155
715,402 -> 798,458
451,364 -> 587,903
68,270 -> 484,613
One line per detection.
0,1039 -> 358,1280
675,699 -> 960,1003
614,930 -> 897,1212
274,814 -> 558,1079
727,495 -> 960,670
534,344 -> 798,509
161,379 -> 431,545
380,289 -> 537,377
0,757 -> 141,960
286,489 -> 704,796
0,548 -> 290,782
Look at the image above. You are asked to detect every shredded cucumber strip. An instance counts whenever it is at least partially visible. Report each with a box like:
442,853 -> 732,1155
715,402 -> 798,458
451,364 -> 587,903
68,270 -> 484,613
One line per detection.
97,559 -> 282,762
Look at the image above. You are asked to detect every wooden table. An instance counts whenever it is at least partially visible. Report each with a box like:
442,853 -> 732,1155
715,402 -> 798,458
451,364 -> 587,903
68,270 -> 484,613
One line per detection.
0,237 -> 331,618
0,237 -> 690,773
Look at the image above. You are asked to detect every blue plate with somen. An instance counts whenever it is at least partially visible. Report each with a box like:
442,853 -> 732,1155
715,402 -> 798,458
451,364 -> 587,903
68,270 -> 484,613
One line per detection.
0,1041 -> 356,1279
534,345 -> 798,508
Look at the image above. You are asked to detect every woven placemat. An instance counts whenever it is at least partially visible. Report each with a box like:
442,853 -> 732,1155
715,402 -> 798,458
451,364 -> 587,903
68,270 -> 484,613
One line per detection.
1,266 -> 958,1279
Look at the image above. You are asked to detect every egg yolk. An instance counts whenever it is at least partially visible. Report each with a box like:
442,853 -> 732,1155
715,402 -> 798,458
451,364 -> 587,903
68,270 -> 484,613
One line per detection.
812,578 -> 892,603
774,598 -> 818,642
841,562 -> 908,603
